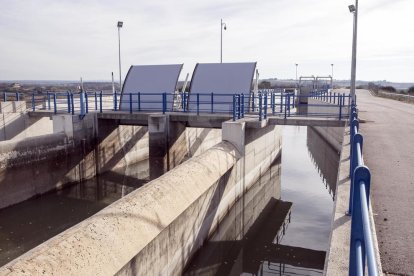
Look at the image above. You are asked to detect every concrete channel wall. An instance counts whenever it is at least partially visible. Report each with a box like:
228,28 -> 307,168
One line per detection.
0,101 -> 53,141
0,112 -> 222,209
0,123 -> 282,275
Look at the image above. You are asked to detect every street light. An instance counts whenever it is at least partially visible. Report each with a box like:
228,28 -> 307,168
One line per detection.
295,63 -> 298,88
117,21 -> 123,91
349,0 -> 358,103
331,63 -> 334,89
220,19 -> 227,63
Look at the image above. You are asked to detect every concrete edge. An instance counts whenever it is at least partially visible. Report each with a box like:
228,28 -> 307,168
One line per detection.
324,124 -> 383,275
369,199 -> 384,275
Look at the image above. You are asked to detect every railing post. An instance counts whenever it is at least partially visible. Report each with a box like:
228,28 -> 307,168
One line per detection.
138,92 -> 141,111
339,94 -> 343,120
114,91 -> 118,111
53,93 -> 57,114
252,93 -> 255,112
99,91 -> 103,113
71,93 -> 75,115
162,92 -> 166,114
129,93 -> 133,114
94,91 -> 98,111
67,92 -> 71,113
259,93 -> 263,121
232,94 -> 236,121
264,92 -> 268,119
16,92 -> 20,101
3,92 -> 6,102
32,93 -> 35,111
197,93 -> 200,115
241,93 -> 245,118
209,92 -> 212,113
85,93 -> 89,113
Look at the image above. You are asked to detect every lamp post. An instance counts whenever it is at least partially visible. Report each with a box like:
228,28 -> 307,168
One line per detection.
295,63 -> 298,88
349,1 -> 358,103
331,63 -> 334,89
117,21 -> 123,91
220,19 -> 227,63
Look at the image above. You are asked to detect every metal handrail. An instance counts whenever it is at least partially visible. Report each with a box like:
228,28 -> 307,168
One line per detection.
348,103 -> 379,276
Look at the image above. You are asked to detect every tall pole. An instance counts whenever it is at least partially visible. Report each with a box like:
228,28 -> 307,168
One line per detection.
331,63 -> 334,89
350,0 -> 358,103
220,19 -> 226,63
117,21 -> 123,92
295,63 -> 298,88
220,19 -> 222,63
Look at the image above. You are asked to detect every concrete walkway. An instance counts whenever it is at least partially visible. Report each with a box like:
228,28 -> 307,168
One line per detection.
356,89 -> 414,275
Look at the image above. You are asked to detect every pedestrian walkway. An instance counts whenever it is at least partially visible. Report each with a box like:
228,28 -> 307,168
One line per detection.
356,89 -> 414,275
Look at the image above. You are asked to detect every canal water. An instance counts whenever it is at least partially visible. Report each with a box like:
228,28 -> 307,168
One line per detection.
0,160 -> 149,267
184,126 -> 341,275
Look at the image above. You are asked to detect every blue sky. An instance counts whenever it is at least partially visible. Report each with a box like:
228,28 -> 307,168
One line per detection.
0,0 -> 413,82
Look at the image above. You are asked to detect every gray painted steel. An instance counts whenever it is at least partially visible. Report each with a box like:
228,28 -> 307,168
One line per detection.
188,62 -> 256,113
120,64 -> 183,111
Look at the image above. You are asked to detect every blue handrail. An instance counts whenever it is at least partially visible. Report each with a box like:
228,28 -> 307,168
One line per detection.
348,103 -> 379,276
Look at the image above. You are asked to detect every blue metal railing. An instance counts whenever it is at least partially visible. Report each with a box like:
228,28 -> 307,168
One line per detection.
4,90 -> 350,122
347,103 -> 378,276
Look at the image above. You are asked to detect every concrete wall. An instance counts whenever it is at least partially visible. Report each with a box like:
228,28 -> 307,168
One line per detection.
311,126 -> 344,153
0,123 -> 282,275
0,101 -> 53,141
377,90 -> 414,104
0,112 -> 223,209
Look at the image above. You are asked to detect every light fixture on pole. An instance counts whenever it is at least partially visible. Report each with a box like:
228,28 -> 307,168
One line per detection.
349,1 -> 358,103
331,63 -> 334,89
220,19 -> 227,63
295,63 -> 298,88
117,21 -> 123,91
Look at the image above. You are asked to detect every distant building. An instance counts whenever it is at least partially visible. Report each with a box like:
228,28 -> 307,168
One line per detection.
10,83 -> 21,89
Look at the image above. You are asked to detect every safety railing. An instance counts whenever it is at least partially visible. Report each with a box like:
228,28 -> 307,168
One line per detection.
4,90 -> 351,122
347,103 -> 379,276
1,92 -> 23,102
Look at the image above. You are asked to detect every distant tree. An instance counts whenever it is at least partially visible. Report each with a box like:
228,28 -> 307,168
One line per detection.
380,86 -> 397,93
408,86 -> 414,95
258,80 -> 271,89
367,82 -> 379,94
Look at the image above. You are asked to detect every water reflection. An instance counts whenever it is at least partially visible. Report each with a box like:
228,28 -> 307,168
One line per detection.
307,126 -> 341,199
0,159 -> 149,267
184,126 -> 341,275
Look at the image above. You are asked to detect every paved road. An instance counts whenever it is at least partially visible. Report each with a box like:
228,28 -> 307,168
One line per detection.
356,89 -> 414,275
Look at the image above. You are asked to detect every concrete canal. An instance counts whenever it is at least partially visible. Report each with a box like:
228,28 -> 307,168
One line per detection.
183,126 -> 341,275
0,123 -> 342,274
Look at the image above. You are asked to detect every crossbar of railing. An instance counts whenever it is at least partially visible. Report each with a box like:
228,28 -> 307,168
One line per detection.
348,102 -> 379,276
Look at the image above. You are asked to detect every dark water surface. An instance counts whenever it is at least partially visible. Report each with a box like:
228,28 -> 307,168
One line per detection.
184,126 -> 341,275
0,160 -> 149,266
